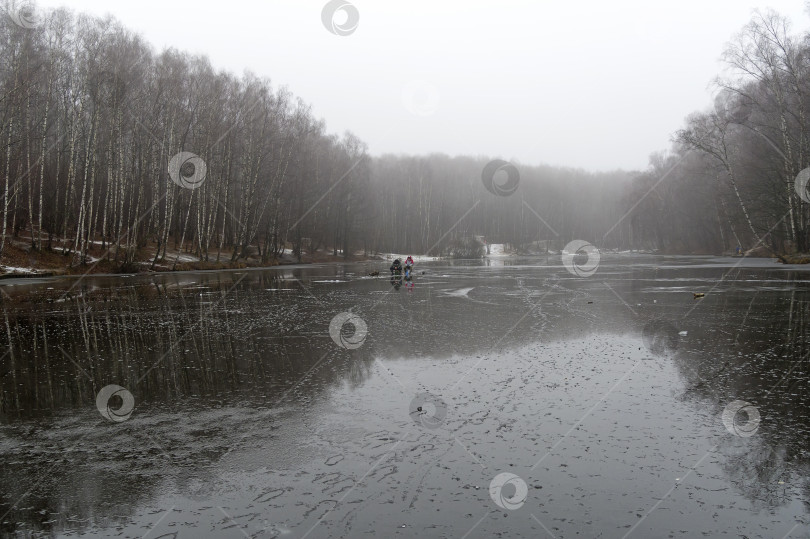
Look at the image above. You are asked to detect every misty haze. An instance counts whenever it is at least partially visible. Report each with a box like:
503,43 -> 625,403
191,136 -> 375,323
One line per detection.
0,1 -> 809,538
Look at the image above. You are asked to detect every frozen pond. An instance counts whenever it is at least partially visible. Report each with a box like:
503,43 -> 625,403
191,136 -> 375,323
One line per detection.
0,255 -> 809,538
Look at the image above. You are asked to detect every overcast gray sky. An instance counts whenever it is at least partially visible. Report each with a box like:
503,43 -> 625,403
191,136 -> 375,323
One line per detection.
35,0 -> 810,171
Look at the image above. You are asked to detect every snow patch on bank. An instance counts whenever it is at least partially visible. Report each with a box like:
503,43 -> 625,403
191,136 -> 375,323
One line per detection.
485,243 -> 506,256
379,253 -> 441,263
0,265 -> 37,274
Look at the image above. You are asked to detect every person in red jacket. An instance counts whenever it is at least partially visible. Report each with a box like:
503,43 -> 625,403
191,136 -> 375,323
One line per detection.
404,255 -> 414,278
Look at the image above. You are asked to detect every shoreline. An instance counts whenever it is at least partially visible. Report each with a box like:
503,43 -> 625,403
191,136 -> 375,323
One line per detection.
0,256 -> 383,283
2,250 -> 809,284
0,240 -> 391,282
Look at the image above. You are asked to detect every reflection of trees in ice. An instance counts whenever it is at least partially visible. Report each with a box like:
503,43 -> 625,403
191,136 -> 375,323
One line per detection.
666,280 -> 810,512
346,356 -> 373,390
0,271 -> 380,536
721,441 -> 790,510
0,271 -> 377,421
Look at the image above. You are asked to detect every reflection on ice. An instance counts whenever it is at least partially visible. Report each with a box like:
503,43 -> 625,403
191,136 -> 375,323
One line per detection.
0,256 -> 808,537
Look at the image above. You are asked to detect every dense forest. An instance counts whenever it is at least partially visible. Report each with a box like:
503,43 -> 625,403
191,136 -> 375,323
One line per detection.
1,2 -> 809,270
643,8 -> 810,256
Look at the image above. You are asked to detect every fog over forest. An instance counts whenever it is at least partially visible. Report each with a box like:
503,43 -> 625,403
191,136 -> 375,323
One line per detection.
2,1 -> 810,269
5,3 -> 810,538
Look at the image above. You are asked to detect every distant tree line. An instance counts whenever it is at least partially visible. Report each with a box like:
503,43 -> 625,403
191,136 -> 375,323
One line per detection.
1,3 -> 809,267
